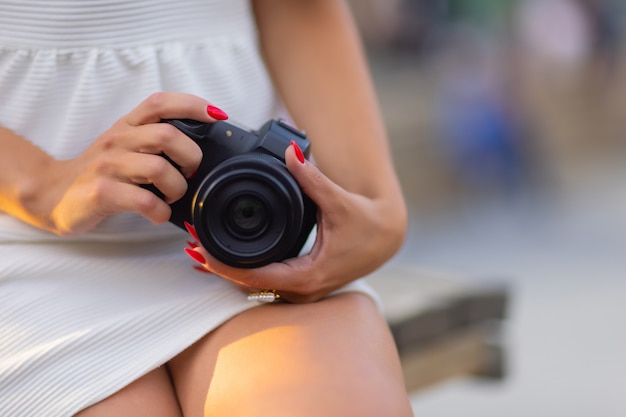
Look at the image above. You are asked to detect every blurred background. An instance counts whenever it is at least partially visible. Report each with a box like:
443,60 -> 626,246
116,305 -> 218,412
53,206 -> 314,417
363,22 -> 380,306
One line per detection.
347,0 -> 626,415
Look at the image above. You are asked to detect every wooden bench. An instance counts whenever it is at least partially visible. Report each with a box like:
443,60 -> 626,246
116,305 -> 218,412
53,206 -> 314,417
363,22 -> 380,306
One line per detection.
365,266 -> 509,393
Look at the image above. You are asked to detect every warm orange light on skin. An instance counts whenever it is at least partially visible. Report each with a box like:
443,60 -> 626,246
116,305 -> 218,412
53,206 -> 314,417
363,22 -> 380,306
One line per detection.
0,198 -> 21,218
205,325 -> 304,406
203,314 -> 374,417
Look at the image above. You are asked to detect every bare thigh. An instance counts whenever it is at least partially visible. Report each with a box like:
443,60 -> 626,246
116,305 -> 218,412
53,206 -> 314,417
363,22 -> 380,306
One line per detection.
167,292 -> 413,417
74,366 -> 182,417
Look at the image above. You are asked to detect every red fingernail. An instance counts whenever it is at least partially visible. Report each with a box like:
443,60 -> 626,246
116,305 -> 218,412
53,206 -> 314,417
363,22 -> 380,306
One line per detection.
186,240 -> 198,249
184,247 -> 206,265
184,221 -> 200,242
291,140 -> 305,164
187,169 -> 198,180
207,105 -> 229,120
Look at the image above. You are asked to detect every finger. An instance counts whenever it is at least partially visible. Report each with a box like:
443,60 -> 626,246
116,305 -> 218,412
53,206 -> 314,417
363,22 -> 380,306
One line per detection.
124,123 -> 203,178
184,245 -> 323,303
183,245 -> 263,285
124,92 -> 228,126
284,143 -> 344,212
111,152 -> 189,204
91,180 -> 172,225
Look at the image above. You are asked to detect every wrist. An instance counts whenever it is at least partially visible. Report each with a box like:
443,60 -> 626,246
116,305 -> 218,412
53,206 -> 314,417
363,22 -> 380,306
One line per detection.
14,157 -> 69,233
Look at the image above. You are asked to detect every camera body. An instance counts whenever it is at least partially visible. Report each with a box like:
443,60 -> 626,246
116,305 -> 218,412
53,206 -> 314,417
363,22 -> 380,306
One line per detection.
158,118 -> 317,268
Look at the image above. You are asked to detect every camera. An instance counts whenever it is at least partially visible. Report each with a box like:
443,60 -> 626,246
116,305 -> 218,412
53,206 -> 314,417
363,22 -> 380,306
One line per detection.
148,118 -> 317,268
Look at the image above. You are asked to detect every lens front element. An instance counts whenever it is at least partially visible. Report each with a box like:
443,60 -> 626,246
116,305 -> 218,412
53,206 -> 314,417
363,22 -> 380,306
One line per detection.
226,194 -> 268,239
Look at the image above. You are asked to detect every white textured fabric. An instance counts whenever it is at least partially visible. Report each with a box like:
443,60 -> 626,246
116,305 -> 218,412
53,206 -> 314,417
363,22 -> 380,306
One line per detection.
0,1 -> 378,416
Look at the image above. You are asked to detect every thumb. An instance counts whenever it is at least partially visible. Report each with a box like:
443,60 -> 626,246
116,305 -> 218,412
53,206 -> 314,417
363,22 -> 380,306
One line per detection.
285,141 -> 341,210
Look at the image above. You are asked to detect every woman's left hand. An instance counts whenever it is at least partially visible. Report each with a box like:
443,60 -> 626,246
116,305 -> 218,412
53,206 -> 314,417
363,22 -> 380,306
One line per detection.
184,142 -> 407,303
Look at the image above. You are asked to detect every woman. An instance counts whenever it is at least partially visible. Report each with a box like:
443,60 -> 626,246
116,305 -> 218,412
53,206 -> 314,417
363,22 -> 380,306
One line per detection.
0,0 -> 412,415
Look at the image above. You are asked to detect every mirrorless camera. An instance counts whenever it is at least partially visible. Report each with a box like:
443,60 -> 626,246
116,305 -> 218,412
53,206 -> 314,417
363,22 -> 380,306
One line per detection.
149,119 -> 317,268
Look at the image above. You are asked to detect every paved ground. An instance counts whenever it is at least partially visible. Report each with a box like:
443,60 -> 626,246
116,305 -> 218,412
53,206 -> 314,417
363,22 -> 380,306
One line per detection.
369,53 -> 626,416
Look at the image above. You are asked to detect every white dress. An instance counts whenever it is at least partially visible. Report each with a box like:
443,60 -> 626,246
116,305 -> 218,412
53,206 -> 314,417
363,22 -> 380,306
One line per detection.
0,1 -> 376,416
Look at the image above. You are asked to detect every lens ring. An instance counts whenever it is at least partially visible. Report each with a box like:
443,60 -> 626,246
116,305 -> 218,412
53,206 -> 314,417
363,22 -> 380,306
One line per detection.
192,153 -> 305,268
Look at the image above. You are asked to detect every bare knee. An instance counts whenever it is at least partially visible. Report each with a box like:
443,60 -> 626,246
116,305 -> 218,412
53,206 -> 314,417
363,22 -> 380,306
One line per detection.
170,292 -> 413,417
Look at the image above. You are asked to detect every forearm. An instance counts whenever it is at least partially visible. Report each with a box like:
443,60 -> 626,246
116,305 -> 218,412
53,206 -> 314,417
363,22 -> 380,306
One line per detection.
252,0 -> 407,253
252,0 -> 402,202
0,127 -> 63,231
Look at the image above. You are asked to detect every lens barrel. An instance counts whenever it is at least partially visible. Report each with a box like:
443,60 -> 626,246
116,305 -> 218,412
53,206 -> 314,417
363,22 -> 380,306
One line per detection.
192,153 -> 305,268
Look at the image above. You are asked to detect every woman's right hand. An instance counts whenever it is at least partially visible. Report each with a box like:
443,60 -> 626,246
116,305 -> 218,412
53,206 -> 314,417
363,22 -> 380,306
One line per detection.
30,92 -> 227,236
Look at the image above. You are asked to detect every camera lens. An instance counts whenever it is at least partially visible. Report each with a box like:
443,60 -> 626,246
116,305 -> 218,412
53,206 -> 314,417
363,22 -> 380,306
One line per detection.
226,194 -> 268,238
192,153 -> 306,268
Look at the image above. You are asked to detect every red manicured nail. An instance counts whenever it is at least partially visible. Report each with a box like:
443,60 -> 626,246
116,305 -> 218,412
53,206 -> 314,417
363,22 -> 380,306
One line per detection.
184,247 -> 206,265
184,221 -> 200,242
207,105 -> 229,120
187,169 -> 198,180
291,140 -> 305,164
186,240 -> 198,249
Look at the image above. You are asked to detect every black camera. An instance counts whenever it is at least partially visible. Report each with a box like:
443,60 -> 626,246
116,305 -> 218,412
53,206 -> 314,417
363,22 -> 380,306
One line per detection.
150,118 -> 317,268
